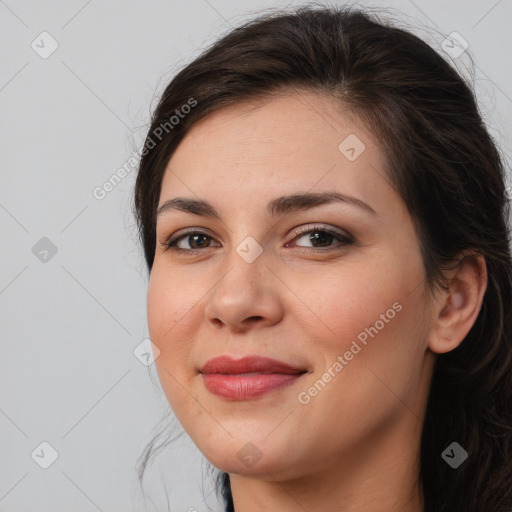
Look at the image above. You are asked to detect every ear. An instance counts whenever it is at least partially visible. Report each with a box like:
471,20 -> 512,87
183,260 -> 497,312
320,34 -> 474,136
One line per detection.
427,252 -> 488,354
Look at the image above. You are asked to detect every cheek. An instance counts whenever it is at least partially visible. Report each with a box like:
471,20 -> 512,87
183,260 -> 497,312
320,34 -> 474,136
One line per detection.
292,257 -> 427,405
146,267 -> 201,387
147,268 -> 203,426
293,260 -> 427,423
147,266 -> 198,345
291,262 -> 409,354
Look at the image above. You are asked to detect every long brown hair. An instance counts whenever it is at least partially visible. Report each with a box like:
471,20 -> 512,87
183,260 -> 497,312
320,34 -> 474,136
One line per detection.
133,5 -> 512,512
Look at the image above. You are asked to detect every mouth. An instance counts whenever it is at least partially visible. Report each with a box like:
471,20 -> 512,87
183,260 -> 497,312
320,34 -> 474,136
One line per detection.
200,354 -> 306,375
200,372 -> 307,400
199,355 -> 308,400
219,371 -> 289,376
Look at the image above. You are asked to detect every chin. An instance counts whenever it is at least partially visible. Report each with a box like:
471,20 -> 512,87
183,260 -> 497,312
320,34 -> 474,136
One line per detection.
194,434 -> 302,479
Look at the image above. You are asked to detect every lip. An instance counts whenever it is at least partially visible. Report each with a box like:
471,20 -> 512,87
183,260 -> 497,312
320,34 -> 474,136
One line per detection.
200,355 -> 307,400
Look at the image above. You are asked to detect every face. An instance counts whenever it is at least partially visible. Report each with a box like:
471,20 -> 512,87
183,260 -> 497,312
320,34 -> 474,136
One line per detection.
147,91 -> 436,480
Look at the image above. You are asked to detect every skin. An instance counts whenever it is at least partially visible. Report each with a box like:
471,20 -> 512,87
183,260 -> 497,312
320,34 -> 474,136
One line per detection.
147,90 -> 487,512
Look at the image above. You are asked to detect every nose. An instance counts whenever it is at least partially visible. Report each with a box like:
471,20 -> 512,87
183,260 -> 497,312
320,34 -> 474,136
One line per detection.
204,251 -> 284,333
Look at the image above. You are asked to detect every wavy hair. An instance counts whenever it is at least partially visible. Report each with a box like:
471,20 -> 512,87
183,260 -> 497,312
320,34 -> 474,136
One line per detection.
133,5 -> 512,511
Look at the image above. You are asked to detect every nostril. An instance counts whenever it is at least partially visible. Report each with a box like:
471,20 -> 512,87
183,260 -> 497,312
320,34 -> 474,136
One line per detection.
245,316 -> 263,325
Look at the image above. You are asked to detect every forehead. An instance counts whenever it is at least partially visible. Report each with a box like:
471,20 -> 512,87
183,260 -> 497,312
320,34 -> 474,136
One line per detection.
159,91 -> 393,214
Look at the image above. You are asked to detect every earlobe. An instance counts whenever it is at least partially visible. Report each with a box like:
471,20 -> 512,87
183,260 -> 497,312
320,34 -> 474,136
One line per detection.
427,253 -> 487,354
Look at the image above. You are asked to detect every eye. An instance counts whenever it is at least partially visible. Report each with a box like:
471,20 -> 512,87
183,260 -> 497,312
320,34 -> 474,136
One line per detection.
159,224 -> 354,255
161,229 -> 219,253
285,224 -> 353,251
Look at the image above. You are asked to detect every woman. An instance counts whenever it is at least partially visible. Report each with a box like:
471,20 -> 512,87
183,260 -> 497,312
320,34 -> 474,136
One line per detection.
133,5 -> 512,512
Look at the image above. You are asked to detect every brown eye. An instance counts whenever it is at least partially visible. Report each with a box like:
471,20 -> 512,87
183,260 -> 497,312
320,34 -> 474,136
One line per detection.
162,230 -> 220,253
179,233 -> 212,249
287,224 -> 353,251
160,224 -> 353,254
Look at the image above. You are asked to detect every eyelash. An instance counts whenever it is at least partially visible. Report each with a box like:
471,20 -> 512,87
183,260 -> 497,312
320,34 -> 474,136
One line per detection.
159,224 -> 354,255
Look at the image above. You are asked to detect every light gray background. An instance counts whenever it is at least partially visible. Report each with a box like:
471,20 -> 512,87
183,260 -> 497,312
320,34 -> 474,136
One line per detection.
1,1 -> 511,511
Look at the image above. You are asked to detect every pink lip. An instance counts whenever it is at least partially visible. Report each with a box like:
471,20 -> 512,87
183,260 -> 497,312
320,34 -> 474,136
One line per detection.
200,355 -> 307,400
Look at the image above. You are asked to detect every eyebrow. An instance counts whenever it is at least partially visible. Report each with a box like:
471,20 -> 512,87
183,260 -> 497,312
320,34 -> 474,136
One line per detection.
156,191 -> 377,219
